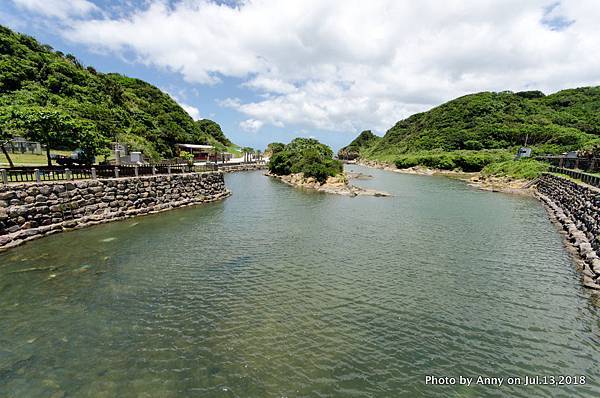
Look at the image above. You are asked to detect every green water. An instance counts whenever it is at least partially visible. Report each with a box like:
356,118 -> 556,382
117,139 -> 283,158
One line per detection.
0,166 -> 599,397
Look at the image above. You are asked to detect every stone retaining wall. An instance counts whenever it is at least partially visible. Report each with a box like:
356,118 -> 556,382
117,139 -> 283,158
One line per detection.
0,171 -> 229,251
219,163 -> 266,173
535,173 -> 600,289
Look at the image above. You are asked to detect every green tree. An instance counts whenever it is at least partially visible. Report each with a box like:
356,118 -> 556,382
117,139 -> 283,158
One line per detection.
10,106 -> 107,166
265,142 -> 285,157
241,146 -> 254,163
0,110 -> 16,167
268,138 -> 342,183
212,142 -> 227,164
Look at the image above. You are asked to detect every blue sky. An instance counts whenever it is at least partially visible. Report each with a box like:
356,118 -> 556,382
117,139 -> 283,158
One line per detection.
1,0 -> 599,151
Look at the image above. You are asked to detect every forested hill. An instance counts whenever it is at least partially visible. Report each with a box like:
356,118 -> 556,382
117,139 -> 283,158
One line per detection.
0,25 -> 231,159
337,130 -> 380,159
349,88 -> 600,161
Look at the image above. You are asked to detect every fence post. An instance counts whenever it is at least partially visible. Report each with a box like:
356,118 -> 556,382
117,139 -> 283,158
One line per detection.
1,169 -> 7,184
114,167 -> 120,178
91,167 -> 97,179
152,166 -> 156,175
65,168 -> 72,180
134,165 -> 139,177
34,168 -> 41,183
167,165 -> 171,175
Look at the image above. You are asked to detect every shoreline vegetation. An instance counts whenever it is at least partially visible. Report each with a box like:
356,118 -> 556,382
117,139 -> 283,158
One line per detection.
354,159 -> 536,195
337,86 -> 600,195
266,137 -> 389,197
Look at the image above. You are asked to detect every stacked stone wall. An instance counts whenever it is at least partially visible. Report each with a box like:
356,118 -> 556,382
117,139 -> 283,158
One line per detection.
0,172 -> 229,251
536,173 -> 600,289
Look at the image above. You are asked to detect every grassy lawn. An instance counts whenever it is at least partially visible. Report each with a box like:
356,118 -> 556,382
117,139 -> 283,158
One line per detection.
0,150 -> 72,167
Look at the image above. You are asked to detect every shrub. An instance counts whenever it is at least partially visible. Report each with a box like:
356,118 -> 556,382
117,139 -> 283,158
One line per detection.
482,159 -> 549,179
267,138 -> 342,183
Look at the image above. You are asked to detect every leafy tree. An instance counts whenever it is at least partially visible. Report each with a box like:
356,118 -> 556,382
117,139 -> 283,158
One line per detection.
211,142 -> 227,164
338,130 -> 380,159
268,138 -> 343,183
0,25 -> 237,161
9,106 -> 107,166
241,146 -> 254,162
0,109 -> 16,167
196,119 -> 231,145
265,142 -> 285,157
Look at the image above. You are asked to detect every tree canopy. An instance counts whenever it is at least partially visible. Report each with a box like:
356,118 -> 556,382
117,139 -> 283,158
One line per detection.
337,130 -> 381,160
348,88 -> 600,161
0,25 -> 234,160
268,138 -> 342,183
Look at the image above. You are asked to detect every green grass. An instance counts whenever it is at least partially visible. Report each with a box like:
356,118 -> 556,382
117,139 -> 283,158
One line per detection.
1,150 -> 73,167
481,159 -> 549,180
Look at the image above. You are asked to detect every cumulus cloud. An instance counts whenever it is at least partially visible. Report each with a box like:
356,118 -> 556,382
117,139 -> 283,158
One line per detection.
13,0 -> 98,20
239,118 -> 264,132
59,0 -> 600,133
181,103 -> 201,120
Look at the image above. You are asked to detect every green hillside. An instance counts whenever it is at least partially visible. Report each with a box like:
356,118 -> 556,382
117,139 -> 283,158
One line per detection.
337,130 -> 380,160
0,25 -> 231,161
357,88 -> 600,163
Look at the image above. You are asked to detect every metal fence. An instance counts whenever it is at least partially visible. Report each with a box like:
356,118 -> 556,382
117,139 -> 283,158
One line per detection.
0,163 -> 219,184
547,166 -> 600,188
536,156 -> 600,173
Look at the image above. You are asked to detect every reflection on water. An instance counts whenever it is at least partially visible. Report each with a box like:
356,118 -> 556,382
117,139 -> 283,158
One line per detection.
0,166 -> 599,397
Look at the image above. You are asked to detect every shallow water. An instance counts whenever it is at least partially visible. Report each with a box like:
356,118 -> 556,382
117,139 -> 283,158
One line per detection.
0,166 -> 599,397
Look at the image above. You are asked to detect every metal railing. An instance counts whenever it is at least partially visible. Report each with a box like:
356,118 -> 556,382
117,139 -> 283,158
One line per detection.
547,166 -> 600,188
535,156 -> 600,172
0,163 -> 219,184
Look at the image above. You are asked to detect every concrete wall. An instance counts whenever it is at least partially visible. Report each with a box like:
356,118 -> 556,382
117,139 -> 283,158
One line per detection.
536,173 -> 600,289
0,172 -> 229,251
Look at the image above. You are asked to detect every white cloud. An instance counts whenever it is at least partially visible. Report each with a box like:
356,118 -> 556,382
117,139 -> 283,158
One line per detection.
60,0 -> 600,134
239,118 -> 264,132
13,0 -> 98,20
181,103 -> 201,120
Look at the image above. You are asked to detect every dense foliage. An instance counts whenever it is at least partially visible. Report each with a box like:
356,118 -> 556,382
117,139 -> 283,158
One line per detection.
337,130 -> 381,160
264,142 -> 285,157
0,25 -> 232,160
482,159 -> 549,180
268,138 -> 343,183
195,119 -> 231,146
394,150 -> 512,172
357,88 -> 600,161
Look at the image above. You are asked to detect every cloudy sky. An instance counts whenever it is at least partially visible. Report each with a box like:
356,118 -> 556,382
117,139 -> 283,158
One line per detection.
2,0 -> 599,150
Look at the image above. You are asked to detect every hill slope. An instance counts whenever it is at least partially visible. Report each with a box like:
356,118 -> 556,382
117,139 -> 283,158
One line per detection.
337,130 -> 380,160
0,25 -> 231,159
358,88 -> 600,161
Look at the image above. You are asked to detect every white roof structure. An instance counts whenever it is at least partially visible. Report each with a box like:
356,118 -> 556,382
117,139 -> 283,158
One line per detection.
176,144 -> 214,150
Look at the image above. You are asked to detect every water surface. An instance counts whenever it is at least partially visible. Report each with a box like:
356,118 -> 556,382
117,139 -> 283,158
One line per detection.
1,166 -> 599,397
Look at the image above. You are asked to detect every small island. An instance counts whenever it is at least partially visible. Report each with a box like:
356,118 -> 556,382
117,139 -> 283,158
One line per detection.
266,138 -> 389,197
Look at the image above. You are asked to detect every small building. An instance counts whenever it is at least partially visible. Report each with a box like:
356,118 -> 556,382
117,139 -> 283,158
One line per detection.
515,147 -> 532,159
175,144 -> 215,161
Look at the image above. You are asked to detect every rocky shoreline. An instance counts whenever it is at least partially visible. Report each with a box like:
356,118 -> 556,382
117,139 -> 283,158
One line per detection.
266,172 -> 390,197
355,159 -> 533,195
535,174 -> 600,290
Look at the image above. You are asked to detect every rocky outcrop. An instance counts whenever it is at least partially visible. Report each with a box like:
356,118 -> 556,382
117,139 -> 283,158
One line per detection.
535,173 -> 600,290
267,172 -> 390,197
0,172 -> 229,251
219,163 -> 266,173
